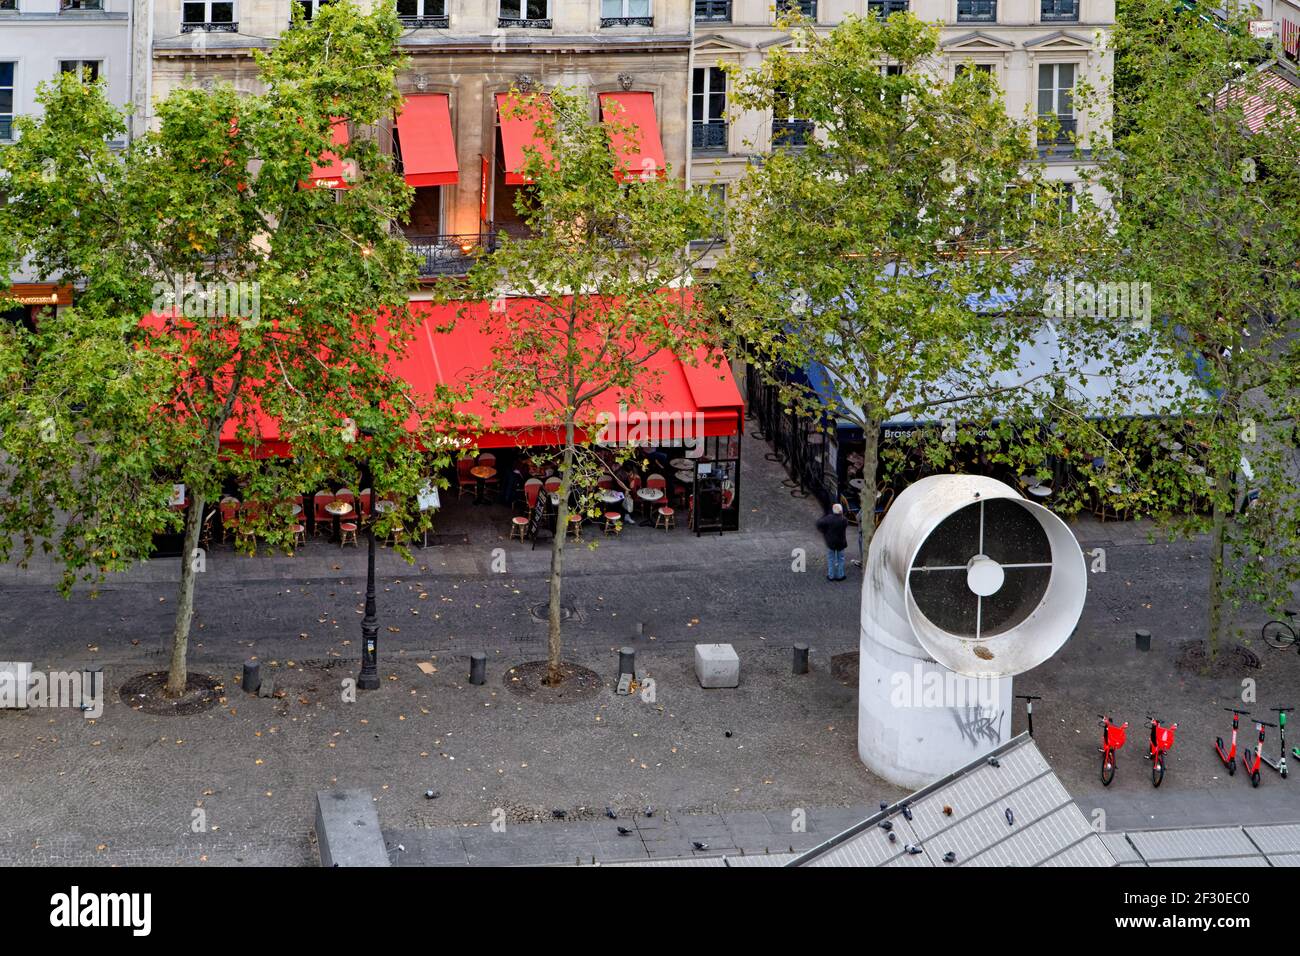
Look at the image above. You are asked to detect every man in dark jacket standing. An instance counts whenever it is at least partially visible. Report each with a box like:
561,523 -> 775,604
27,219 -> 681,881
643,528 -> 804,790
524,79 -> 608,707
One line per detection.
816,503 -> 850,582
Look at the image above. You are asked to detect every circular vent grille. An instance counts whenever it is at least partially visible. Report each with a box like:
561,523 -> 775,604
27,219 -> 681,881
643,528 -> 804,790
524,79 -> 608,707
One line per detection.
908,498 -> 1052,639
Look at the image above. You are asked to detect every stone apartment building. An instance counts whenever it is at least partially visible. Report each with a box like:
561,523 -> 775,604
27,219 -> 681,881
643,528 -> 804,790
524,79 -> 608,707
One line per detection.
0,0 -> 135,316
145,0 -> 694,277
689,0 -> 1116,236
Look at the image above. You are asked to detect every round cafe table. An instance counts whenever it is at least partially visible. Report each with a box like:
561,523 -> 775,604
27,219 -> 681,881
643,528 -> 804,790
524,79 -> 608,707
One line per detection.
325,499 -> 353,545
600,490 -> 625,505
675,470 -> 695,484
1028,485 -> 1052,499
848,478 -> 865,492
636,487 -> 664,518
470,466 -> 497,505
668,458 -> 694,471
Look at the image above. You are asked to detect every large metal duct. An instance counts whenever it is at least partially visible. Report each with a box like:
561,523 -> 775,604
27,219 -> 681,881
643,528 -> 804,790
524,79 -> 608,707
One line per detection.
858,474 -> 1086,788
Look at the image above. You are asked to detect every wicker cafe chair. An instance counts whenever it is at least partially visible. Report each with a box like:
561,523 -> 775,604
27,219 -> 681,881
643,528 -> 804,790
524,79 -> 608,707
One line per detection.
456,458 -> 477,499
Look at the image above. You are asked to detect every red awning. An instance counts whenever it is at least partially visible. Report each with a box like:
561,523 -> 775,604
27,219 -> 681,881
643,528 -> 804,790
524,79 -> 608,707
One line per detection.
495,92 -> 554,186
599,92 -> 667,182
305,118 -> 353,190
396,94 -> 459,187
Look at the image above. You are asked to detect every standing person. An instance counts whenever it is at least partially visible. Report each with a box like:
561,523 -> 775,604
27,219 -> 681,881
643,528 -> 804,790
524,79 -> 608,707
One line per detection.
816,503 -> 850,582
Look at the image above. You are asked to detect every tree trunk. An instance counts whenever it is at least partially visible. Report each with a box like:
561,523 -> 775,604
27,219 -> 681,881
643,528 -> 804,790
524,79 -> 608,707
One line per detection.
1206,471 -> 1230,664
545,425 -> 576,686
165,490 -> 205,697
857,419 -> 882,565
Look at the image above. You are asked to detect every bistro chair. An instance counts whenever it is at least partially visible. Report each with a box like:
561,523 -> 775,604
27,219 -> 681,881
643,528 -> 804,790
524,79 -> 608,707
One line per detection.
873,487 -> 895,528
339,521 -> 359,548
199,506 -> 218,549
519,478 -> 543,515
565,513 -> 583,541
357,489 -> 374,524
839,494 -> 861,527
312,491 -> 336,536
654,505 -> 676,531
603,511 -> 623,535
456,458 -> 477,499
543,476 -> 562,494
235,501 -> 261,551
509,515 -> 530,542
596,476 -> 614,491
291,522 -> 308,549
219,497 -> 241,544
646,473 -> 667,491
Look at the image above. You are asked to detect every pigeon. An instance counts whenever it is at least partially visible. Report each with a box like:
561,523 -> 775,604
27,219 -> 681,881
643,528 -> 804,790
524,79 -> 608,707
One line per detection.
943,851 -> 957,864
888,832 -> 897,843
988,757 -> 1001,768
552,809 -> 567,820
901,806 -> 913,821
693,841 -> 709,851
724,731 -> 733,738
905,844 -> 923,855
942,805 -> 954,816
424,789 -> 440,800
617,826 -> 632,836
879,801 -> 889,811
879,820 -> 893,831
1005,808 -> 1015,826
644,806 -> 655,818
605,807 -> 618,820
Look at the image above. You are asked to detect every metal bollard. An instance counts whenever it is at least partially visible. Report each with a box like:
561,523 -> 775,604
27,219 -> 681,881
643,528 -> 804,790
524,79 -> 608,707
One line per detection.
1135,629 -> 1151,653
619,647 -> 636,677
242,660 -> 261,694
793,644 -> 809,675
469,652 -> 487,685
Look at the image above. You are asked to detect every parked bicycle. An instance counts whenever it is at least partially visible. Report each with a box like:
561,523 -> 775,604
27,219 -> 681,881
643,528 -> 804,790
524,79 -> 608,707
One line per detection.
1262,610 -> 1299,649
1099,714 -> 1128,787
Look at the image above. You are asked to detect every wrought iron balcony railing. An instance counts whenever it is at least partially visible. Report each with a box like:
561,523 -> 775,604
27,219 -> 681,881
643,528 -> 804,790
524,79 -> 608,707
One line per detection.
780,0 -> 817,16
695,0 -> 731,21
601,16 -> 653,26
692,120 -> 728,151
181,20 -> 239,32
867,0 -> 907,16
399,14 -> 449,28
497,17 -> 552,28
407,233 -> 498,277
772,118 -> 814,148
1040,0 -> 1079,20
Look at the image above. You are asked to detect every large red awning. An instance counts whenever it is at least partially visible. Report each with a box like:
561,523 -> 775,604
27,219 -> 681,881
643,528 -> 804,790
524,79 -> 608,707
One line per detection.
495,92 -> 554,186
394,299 -> 744,448
396,94 -> 459,187
599,92 -> 667,182
168,297 -> 743,455
305,118 -> 353,190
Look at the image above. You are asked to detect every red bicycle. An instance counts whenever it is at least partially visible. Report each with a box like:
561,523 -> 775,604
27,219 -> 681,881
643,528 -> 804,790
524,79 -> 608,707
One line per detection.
1099,714 -> 1128,786
1147,716 -> 1178,788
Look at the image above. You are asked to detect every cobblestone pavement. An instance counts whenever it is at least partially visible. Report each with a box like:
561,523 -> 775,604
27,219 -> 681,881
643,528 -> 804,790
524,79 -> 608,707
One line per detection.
2,432 -> 1298,865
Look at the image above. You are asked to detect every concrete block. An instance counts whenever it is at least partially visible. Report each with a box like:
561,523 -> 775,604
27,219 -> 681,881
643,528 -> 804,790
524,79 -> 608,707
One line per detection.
315,790 -> 389,867
694,643 -> 739,689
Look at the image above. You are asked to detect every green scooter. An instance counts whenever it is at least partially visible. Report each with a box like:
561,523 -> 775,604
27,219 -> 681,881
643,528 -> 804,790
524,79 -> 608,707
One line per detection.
1267,706 -> 1292,778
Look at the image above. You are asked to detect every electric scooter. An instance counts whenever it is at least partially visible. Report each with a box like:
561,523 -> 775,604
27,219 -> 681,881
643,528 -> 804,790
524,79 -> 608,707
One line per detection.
1214,708 -> 1250,776
1147,715 -> 1177,788
1263,707 -> 1291,779
1241,720 -> 1277,787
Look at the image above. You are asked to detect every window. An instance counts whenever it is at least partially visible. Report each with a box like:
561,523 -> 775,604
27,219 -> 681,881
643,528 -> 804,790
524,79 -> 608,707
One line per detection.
868,0 -> 908,17
294,0 -> 336,21
396,0 -> 446,27
59,60 -> 101,83
498,0 -> 549,26
955,62 -> 994,80
602,0 -> 651,26
778,0 -> 816,16
695,0 -> 731,21
695,182 -> 727,242
1040,0 -> 1078,21
957,0 -> 995,22
772,87 -> 813,148
1037,63 -> 1076,144
0,63 -> 12,141
1033,181 -> 1075,225
692,66 -> 727,151
0,1 -> 14,9
182,1 -> 236,31
61,0 -> 104,8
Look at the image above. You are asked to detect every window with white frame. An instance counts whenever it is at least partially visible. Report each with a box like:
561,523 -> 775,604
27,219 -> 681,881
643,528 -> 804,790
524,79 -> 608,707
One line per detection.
602,0 -> 651,24
0,63 -> 12,141
59,60 -> 101,84
955,62 -> 995,81
499,0 -> 549,24
61,0 -> 104,9
692,66 -> 727,151
1037,62 -> 1076,145
396,0 -> 446,25
0,1 -> 15,10
294,0 -> 337,20
181,0 -> 236,31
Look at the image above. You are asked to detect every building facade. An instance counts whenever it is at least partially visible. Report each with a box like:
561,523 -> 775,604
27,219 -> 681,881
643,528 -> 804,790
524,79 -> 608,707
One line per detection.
689,0 -> 1115,222
148,0 -> 694,276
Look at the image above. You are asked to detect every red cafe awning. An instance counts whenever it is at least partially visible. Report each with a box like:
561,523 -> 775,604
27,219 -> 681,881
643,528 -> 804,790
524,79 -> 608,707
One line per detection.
495,92 -> 554,186
305,118 -> 353,190
396,94 -> 459,187
599,91 -> 667,182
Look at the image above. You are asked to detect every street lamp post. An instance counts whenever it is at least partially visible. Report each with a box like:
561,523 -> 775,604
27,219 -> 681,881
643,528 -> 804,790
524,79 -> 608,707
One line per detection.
357,457 -> 381,691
